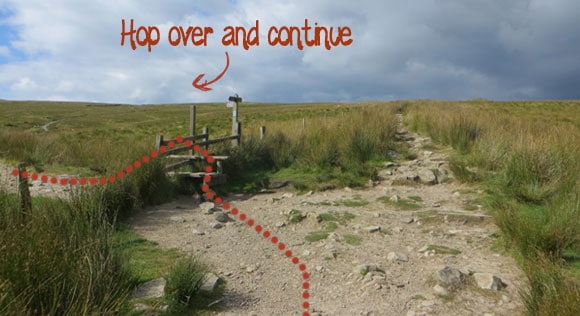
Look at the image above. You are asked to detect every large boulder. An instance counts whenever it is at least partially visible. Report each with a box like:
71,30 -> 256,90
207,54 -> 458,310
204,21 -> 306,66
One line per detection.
131,277 -> 166,299
199,273 -> 224,294
435,266 -> 465,286
214,211 -> 232,223
387,252 -> 409,262
417,169 -> 437,185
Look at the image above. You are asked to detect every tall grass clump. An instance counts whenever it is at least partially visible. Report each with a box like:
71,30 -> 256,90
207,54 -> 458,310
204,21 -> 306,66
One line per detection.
0,142 -> 181,314
222,136 -> 276,177
521,254 -> 580,316
490,190 -> 580,261
265,131 -> 301,169
296,124 -> 341,170
273,105 -> 398,180
218,105 -> 400,190
164,256 -> 209,314
407,104 -> 481,154
503,146 -> 566,204
0,128 -> 151,174
447,115 -> 481,154
79,153 -> 178,221
0,191 -> 133,315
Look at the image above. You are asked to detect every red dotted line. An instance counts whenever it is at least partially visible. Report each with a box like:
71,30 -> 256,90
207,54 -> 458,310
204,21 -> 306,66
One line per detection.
11,134 -> 312,315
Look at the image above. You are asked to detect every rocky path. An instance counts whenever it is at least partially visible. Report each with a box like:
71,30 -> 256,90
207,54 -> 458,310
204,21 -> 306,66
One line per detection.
0,163 -> 71,199
129,126 -> 528,315
0,119 -> 527,315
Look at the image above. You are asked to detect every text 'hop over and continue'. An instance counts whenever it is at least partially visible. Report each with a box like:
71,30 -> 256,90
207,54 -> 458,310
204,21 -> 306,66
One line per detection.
121,18 -> 353,52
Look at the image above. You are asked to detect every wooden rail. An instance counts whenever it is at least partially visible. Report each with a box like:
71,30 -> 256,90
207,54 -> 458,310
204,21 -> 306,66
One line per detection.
155,122 -> 241,185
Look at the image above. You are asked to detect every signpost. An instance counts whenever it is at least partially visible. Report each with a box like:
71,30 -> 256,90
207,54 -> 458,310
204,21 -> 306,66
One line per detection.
227,94 -> 242,146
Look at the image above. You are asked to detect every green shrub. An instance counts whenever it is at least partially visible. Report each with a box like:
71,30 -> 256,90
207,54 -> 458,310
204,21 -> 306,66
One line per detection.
222,136 -> 275,177
164,256 -> 207,313
265,131 -> 300,169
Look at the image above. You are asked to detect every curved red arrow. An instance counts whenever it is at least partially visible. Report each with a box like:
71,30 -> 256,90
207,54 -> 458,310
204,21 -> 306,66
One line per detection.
192,51 -> 230,92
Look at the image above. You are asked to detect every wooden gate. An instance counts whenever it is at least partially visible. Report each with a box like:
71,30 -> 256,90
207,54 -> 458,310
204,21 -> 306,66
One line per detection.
156,102 -> 241,185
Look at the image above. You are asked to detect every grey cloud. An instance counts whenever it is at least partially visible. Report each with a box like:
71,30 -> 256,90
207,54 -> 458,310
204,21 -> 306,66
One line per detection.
1,0 -> 579,103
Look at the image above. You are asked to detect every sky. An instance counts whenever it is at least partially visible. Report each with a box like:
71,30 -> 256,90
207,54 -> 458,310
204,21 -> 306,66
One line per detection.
0,0 -> 579,104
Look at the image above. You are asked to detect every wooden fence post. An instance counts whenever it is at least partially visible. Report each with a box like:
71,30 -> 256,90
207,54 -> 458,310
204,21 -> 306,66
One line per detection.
202,127 -> 209,150
18,162 -> 32,218
190,105 -> 196,155
190,105 -> 196,136
260,126 -> 266,140
236,122 -> 242,146
155,135 -> 164,151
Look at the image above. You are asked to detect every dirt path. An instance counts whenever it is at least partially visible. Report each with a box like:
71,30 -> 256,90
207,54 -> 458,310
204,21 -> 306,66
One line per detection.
129,126 -> 527,315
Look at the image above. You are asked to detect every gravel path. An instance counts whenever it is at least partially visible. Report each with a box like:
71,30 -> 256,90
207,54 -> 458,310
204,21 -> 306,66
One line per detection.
129,127 -> 527,316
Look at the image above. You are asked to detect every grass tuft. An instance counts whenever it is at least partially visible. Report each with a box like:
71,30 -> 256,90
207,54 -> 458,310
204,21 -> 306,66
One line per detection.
164,256 -> 208,314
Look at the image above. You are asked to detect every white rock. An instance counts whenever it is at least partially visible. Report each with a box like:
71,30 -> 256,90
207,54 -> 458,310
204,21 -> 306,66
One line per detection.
417,169 -> 437,185
364,226 -> 381,233
169,216 -> 186,223
353,264 -> 382,275
131,278 -> 166,299
328,232 -> 344,242
473,273 -> 507,290
421,300 -> 436,307
306,212 -> 322,224
389,195 -> 401,202
418,246 -> 429,252
200,273 -> 224,294
387,252 -> 409,262
433,284 -> 448,295
199,202 -> 216,213
191,229 -> 205,236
